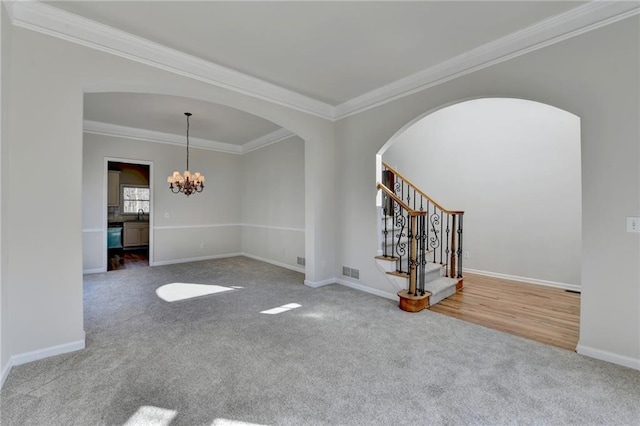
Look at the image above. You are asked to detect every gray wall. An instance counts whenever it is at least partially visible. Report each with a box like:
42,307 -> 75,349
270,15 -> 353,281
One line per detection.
83,133 -> 244,271
0,3 -> 10,382
2,25 -> 334,372
241,136 -> 305,270
384,98 -> 582,287
82,133 -> 305,273
335,17 -> 639,366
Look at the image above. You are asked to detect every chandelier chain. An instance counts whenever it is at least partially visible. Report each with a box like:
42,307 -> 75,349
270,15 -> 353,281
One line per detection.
186,113 -> 190,172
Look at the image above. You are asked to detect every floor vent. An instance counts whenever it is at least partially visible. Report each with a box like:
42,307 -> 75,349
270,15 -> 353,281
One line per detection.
297,257 -> 306,266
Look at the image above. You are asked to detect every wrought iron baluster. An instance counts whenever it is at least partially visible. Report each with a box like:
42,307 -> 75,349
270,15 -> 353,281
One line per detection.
408,213 -> 414,294
419,214 -> 426,295
429,207 -> 441,265
440,210 -> 444,266
394,203 -> 407,273
445,215 -> 450,277
426,201 -> 430,263
450,215 -> 457,279
382,197 -> 389,258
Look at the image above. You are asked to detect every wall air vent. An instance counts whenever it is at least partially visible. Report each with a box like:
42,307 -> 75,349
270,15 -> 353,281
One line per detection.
342,266 -> 360,280
297,257 -> 306,266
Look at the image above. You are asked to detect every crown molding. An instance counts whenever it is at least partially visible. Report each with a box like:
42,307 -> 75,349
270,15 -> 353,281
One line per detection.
7,1 -> 639,122
84,120 -> 243,154
241,128 -> 296,154
7,0 -> 335,120
83,120 -> 295,155
333,1 -> 640,119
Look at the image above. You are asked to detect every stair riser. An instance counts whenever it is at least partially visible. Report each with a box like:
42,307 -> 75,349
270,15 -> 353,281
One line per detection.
429,286 -> 457,306
383,261 -> 444,279
423,268 -> 443,283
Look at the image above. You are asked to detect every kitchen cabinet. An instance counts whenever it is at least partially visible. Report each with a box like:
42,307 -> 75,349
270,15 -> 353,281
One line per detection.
108,171 -> 120,207
123,221 -> 149,247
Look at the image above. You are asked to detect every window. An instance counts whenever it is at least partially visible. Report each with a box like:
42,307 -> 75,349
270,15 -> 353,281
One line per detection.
121,185 -> 150,214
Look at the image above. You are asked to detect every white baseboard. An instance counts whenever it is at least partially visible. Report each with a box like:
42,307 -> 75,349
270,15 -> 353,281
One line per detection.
462,268 -> 581,292
241,252 -> 305,274
2,336 -> 87,389
151,253 -> 242,266
11,336 -> 86,367
336,278 -> 399,301
1,358 -> 13,389
304,278 -> 335,288
576,343 -> 640,370
83,267 -> 106,275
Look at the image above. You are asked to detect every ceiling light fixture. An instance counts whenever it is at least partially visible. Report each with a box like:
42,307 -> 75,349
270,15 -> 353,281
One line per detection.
167,112 -> 205,196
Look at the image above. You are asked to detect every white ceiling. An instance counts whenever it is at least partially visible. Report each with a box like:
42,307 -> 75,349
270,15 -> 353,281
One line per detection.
30,1 -> 619,149
84,93 -> 282,146
49,1 -> 584,105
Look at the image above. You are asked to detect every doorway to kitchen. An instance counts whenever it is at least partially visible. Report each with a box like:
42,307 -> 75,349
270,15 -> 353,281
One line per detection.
106,159 -> 152,271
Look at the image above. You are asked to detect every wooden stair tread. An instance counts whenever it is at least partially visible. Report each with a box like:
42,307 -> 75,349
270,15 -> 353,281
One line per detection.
424,277 -> 460,295
386,270 -> 409,278
375,255 -> 399,261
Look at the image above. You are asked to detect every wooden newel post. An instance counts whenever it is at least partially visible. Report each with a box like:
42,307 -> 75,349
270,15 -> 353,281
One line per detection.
398,212 -> 428,312
450,214 -> 457,278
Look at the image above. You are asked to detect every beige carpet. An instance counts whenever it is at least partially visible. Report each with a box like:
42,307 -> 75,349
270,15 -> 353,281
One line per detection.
2,256 -> 639,425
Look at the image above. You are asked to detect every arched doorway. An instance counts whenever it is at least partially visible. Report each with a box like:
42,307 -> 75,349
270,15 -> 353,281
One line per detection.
378,97 -> 581,288
376,97 -> 582,349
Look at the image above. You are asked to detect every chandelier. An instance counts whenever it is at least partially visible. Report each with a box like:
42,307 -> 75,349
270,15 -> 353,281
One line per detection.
167,112 -> 205,196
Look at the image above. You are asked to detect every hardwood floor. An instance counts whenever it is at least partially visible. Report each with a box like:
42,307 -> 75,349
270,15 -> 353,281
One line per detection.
429,273 -> 580,351
107,248 -> 149,271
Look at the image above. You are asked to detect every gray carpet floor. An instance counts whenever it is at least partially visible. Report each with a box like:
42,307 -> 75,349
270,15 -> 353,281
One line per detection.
1,256 -> 639,425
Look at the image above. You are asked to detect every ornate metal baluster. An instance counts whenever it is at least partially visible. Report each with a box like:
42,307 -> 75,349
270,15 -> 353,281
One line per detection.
440,210 -> 444,265
429,207 -> 441,264
426,201 -> 430,263
457,214 -> 464,278
419,214 -> 426,295
413,188 -> 416,211
382,195 -> 389,258
445,215 -> 450,277
394,203 -> 407,273
450,215 -> 457,279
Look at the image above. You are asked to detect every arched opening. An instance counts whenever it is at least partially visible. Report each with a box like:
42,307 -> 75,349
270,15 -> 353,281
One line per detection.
376,97 -> 582,347
378,97 -> 581,287
82,92 -> 306,277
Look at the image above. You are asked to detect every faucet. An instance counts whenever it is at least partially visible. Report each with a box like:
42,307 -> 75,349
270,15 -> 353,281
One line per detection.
137,209 -> 144,221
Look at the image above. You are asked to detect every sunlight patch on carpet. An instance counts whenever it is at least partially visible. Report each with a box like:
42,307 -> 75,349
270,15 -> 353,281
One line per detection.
124,405 -> 177,426
156,283 -> 235,302
260,303 -> 302,315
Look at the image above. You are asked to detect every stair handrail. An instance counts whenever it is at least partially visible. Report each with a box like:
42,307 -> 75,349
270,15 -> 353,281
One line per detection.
382,161 -> 464,215
376,183 -> 425,216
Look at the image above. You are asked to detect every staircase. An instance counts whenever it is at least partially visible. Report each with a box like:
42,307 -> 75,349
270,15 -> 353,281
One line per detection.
375,162 -> 464,312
